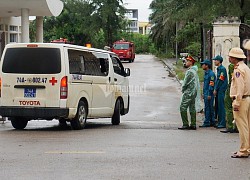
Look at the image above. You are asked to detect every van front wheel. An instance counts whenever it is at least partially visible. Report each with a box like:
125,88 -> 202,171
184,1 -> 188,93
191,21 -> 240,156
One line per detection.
71,101 -> 87,130
11,117 -> 28,130
112,99 -> 121,125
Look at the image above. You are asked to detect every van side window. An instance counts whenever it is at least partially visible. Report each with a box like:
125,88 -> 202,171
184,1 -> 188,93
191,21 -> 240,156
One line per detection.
99,58 -> 109,75
111,57 -> 125,76
68,49 -> 85,74
68,49 -> 109,76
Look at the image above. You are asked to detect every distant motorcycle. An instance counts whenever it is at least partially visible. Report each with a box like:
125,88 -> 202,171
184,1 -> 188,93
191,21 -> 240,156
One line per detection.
181,57 -> 188,68
180,53 -> 189,68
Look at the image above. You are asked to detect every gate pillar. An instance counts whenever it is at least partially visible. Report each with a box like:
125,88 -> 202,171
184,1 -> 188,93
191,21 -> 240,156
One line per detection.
213,17 -> 240,71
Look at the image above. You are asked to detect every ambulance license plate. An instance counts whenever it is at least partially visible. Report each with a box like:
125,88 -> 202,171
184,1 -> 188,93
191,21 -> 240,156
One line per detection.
24,88 -> 36,98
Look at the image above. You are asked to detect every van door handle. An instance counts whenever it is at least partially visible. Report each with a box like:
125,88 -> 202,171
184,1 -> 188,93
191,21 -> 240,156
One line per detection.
14,85 -> 45,89
114,78 -> 117,82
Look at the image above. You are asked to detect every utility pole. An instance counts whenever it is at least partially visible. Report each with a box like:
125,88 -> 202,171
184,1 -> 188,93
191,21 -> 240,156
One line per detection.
176,22 -> 178,64
200,22 -> 204,62
166,35 -> 168,55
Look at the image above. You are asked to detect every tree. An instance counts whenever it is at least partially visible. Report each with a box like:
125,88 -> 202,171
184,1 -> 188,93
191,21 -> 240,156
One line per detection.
91,0 -> 126,46
39,0 -> 126,46
149,0 -> 250,56
42,0 -> 96,45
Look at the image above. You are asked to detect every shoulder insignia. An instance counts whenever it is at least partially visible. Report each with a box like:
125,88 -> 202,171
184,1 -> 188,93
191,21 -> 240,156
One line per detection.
235,72 -> 241,78
219,72 -> 225,81
211,76 -> 214,80
209,81 -> 214,86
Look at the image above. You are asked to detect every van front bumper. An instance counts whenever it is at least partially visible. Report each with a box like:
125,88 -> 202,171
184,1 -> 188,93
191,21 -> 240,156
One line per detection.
0,106 -> 69,119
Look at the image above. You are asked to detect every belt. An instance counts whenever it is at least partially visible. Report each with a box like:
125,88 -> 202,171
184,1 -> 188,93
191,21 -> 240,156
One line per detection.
243,95 -> 250,98
232,95 -> 250,100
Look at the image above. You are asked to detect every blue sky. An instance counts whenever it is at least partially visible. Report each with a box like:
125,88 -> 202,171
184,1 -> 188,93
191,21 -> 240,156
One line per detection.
124,0 -> 152,22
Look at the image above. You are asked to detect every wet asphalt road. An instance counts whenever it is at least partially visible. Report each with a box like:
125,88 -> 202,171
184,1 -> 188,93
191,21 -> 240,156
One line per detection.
0,55 -> 249,180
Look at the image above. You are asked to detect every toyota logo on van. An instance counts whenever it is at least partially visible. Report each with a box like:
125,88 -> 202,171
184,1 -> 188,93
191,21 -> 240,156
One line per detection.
19,100 -> 41,106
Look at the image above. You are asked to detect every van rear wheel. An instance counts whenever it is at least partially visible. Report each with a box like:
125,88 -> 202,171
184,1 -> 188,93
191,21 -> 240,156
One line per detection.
112,99 -> 121,125
11,117 -> 28,130
71,101 -> 87,130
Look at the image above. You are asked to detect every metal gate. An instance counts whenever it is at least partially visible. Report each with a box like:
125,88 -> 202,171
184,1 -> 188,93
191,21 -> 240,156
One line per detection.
207,29 -> 213,60
240,23 -> 250,63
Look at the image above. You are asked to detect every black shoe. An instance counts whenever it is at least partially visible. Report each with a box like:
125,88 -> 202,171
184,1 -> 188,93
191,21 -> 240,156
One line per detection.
199,124 -> 210,128
189,126 -> 196,130
231,129 -> 239,133
178,126 -> 189,130
220,129 -> 233,133
210,123 -> 216,127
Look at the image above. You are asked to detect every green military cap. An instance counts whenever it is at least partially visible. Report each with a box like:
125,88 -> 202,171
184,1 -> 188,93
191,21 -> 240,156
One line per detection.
200,59 -> 211,66
212,55 -> 223,62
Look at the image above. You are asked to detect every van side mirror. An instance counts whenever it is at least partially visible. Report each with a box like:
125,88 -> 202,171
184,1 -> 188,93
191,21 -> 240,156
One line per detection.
124,68 -> 130,77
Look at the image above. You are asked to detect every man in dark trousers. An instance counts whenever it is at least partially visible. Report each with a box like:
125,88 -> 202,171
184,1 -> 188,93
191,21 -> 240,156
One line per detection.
213,55 -> 228,128
200,59 -> 216,127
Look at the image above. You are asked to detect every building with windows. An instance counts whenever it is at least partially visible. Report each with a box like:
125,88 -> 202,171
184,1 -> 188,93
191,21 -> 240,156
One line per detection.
0,0 -> 63,56
125,9 -> 151,35
0,17 -> 21,55
139,22 -> 151,35
125,9 -> 139,33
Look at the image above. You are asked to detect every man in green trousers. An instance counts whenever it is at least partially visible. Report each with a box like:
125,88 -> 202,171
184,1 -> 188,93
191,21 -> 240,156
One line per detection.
178,55 -> 198,130
220,63 -> 238,133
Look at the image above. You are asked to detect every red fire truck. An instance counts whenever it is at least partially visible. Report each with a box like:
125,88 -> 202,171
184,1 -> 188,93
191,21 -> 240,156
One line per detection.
51,38 -> 72,44
111,40 -> 135,63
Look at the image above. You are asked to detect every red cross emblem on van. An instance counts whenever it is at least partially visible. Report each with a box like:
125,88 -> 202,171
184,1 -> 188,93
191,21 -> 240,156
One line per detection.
49,77 -> 57,86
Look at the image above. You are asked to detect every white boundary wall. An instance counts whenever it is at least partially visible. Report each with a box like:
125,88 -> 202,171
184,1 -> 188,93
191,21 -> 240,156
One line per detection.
213,17 -> 241,72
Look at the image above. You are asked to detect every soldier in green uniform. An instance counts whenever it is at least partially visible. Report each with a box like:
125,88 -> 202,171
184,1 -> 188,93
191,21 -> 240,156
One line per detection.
178,56 -> 198,130
220,64 -> 238,133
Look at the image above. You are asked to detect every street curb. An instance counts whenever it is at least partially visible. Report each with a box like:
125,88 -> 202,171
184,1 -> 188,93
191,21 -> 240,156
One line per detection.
160,59 -> 181,85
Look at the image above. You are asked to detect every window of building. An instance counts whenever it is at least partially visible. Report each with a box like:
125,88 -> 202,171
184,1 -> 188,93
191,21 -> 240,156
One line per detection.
129,21 -> 138,28
10,26 -> 18,32
0,24 -> 3,31
10,33 -> 17,42
139,27 -> 143,34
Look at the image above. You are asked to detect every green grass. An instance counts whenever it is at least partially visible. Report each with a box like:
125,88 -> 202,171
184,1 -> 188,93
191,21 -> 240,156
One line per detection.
174,60 -> 204,82
174,60 -> 186,80
197,65 -> 204,82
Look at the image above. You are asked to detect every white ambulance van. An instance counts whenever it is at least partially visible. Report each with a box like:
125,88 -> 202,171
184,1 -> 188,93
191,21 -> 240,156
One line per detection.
0,43 -> 130,130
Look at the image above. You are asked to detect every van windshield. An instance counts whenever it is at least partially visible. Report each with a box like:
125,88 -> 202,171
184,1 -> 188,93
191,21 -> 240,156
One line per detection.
113,43 -> 129,50
2,48 -> 61,74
